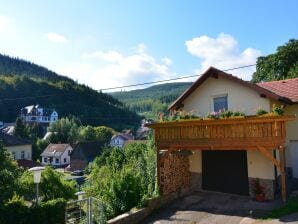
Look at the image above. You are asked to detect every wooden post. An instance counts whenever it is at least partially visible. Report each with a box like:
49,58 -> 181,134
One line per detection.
279,146 -> 287,203
156,147 -> 161,195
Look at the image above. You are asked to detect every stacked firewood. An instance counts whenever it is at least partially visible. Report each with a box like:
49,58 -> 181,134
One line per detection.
160,153 -> 190,195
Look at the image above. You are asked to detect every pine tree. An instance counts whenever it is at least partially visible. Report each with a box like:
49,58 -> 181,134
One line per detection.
14,118 -> 28,139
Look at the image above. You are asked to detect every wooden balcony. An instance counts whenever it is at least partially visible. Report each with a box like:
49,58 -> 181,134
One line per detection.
147,115 -> 295,150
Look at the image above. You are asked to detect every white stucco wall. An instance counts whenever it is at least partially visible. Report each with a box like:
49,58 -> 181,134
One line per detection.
247,150 -> 275,179
182,76 -> 270,116
7,145 -> 32,160
283,104 -> 298,176
182,76 -> 276,181
189,150 -> 202,173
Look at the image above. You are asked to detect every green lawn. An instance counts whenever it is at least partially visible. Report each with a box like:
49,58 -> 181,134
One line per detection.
265,196 -> 298,219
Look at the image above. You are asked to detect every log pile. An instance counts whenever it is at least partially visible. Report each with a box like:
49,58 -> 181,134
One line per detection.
159,152 -> 190,195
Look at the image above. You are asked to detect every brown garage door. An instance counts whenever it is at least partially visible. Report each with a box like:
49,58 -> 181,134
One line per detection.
202,150 -> 249,195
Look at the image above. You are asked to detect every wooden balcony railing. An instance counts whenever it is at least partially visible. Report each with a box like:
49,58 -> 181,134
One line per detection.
147,115 -> 295,150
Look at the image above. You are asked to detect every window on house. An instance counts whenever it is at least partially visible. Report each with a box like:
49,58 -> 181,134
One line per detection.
64,158 -> 67,163
213,96 -> 228,112
21,151 -> 25,159
55,158 -> 59,163
12,152 -> 16,160
44,157 -> 47,163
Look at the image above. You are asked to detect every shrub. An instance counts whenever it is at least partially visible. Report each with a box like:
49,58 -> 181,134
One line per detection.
256,108 -> 268,116
272,104 -> 285,116
85,141 -> 158,219
220,110 -> 234,118
0,197 -> 66,224
32,198 -> 66,224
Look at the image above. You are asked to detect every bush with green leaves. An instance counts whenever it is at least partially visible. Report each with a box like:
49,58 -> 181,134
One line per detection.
0,196 -> 66,224
256,108 -> 268,116
85,141 -> 158,219
19,166 -> 76,202
0,144 -> 22,205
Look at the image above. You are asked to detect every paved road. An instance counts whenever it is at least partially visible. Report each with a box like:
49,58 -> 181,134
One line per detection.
143,191 -> 286,224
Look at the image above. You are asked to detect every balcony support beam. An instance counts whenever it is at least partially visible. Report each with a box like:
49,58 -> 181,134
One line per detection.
257,145 -> 287,202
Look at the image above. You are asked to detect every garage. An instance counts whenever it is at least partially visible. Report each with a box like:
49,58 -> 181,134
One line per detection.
202,150 -> 249,195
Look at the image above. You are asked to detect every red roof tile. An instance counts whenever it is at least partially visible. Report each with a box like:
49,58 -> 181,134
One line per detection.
257,78 -> 298,103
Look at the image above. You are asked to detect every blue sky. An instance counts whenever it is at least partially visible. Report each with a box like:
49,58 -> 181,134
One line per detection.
0,0 -> 297,91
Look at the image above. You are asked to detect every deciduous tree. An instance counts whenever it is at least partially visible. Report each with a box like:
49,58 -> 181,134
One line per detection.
252,39 -> 298,82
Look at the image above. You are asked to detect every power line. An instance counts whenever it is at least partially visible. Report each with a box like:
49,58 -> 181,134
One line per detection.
0,64 -> 256,102
99,64 -> 256,91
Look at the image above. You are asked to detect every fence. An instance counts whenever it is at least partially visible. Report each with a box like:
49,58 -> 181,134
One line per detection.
65,197 -> 106,224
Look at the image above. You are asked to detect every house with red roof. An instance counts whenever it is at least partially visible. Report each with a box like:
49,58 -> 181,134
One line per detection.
148,67 -> 298,202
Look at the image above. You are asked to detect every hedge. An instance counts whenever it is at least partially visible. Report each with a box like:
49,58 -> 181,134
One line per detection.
0,198 -> 66,224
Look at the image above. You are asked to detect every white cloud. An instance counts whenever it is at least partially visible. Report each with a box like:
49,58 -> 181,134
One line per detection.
185,33 -> 262,80
82,50 -> 123,62
46,32 -> 67,43
58,44 -> 174,91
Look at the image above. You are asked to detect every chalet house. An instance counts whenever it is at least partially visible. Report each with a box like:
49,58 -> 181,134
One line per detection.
110,133 -> 134,148
66,141 -> 105,171
0,132 -> 32,160
148,67 -> 298,202
41,144 -> 73,167
20,105 -> 58,124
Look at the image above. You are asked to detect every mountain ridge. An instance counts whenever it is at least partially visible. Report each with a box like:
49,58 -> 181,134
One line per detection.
110,82 -> 192,119
0,54 -> 140,130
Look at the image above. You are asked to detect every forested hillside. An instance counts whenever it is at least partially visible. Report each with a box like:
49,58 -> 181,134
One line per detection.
0,54 -> 140,130
111,82 -> 192,119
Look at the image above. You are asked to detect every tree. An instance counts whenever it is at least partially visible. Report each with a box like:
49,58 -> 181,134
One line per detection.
19,166 -> 76,201
0,143 -> 21,204
79,125 -> 96,141
32,138 -> 49,161
48,117 -> 81,144
14,118 -> 28,139
252,39 -> 298,82
79,125 -> 114,143
94,126 -> 114,143
85,141 -> 157,219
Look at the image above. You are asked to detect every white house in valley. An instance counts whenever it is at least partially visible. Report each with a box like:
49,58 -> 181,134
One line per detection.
41,144 -> 73,167
0,132 -> 32,160
110,133 -> 134,148
20,105 -> 58,124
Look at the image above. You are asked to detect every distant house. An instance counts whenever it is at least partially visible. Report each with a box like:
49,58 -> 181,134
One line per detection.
41,144 -> 73,167
0,132 -> 32,160
66,141 -> 105,171
1,123 -> 15,135
110,133 -> 134,148
136,119 -> 152,140
20,104 -> 58,124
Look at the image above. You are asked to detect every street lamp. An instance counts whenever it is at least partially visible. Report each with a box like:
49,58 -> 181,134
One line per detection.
28,166 -> 45,205
75,191 -> 86,221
